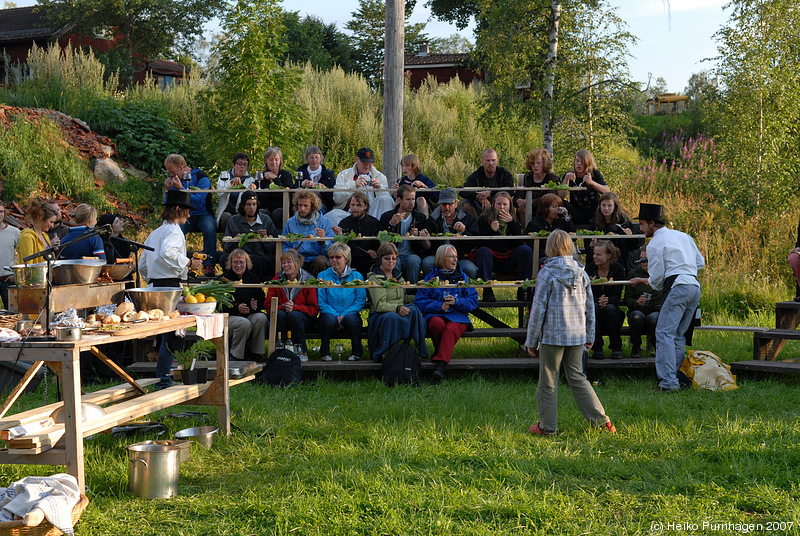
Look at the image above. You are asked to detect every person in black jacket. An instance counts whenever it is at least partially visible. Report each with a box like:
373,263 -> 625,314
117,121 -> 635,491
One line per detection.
461,148 -> 515,219
221,249 -> 267,361
525,193 -> 576,262
97,213 -> 132,262
296,145 -> 336,213
423,188 -> 478,279
586,240 -> 626,359
563,149 -> 610,225
332,191 -> 381,276
379,185 -> 431,284
474,191 -> 533,302
252,147 -> 294,229
586,192 -> 642,272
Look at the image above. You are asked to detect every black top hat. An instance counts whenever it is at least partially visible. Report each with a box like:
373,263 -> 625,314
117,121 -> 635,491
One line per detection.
357,147 -> 375,163
164,189 -> 193,210
636,203 -> 665,223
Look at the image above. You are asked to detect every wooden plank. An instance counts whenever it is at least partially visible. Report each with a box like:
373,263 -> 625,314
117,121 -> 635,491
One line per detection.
108,316 -> 194,337
0,448 -> 66,466
0,362 -> 44,419
89,346 -> 146,394
695,325 -> 767,332
731,360 -> 800,375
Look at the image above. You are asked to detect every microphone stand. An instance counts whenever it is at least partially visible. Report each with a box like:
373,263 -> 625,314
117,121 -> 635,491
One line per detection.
23,225 -> 112,335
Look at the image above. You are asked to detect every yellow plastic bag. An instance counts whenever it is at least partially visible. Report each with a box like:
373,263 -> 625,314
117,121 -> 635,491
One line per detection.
679,350 -> 738,391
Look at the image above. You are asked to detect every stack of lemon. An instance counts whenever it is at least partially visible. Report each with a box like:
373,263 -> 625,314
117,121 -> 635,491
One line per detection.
183,293 -> 217,304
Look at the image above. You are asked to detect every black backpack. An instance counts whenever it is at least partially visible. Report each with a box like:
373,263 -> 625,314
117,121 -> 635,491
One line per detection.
381,342 -> 421,387
261,349 -> 302,387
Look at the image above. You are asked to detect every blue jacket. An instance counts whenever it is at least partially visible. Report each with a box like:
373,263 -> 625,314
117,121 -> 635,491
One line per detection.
317,265 -> 366,316
164,168 -> 212,217
414,267 -> 478,328
282,213 -> 334,258
59,226 -> 106,261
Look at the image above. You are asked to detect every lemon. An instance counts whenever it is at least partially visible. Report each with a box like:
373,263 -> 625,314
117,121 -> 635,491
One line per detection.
205,296 -> 216,303
184,295 -> 198,304
194,293 -> 206,303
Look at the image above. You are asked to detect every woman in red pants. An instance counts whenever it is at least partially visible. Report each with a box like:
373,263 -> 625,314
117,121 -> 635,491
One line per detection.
414,244 -> 479,382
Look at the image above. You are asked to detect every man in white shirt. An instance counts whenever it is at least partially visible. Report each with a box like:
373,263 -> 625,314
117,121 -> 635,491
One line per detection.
0,201 -> 20,309
630,203 -> 705,392
327,147 -> 395,226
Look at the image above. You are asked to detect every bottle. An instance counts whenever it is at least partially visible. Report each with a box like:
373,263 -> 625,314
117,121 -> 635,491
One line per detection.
285,330 -> 294,353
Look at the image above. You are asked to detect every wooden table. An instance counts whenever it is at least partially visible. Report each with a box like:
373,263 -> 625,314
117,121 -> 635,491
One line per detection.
0,314 -> 237,491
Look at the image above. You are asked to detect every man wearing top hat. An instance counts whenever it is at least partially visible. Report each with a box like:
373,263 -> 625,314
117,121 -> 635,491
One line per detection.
327,147 -> 395,226
141,189 -> 204,389
630,203 -> 705,392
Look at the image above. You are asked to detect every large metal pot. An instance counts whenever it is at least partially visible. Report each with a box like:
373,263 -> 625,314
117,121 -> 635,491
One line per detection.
7,263 -> 48,288
51,259 -> 105,285
127,443 -> 181,499
126,287 -> 183,313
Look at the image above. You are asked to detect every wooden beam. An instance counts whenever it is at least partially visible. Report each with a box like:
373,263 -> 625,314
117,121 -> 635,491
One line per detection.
89,346 -> 146,394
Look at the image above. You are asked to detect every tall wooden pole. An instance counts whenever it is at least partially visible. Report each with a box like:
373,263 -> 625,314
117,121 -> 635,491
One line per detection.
383,0 -> 404,182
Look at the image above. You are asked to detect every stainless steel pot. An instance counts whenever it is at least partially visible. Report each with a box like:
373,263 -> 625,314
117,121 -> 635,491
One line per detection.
51,259 -> 105,285
54,325 -> 83,341
7,263 -> 48,288
101,263 -> 134,281
127,287 -> 183,313
127,443 -> 181,499
174,426 -> 218,449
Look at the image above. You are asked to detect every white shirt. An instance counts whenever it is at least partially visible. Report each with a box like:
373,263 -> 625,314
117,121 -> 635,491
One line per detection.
215,171 -> 255,223
0,224 -> 20,277
646,226 -> 705,291
332,164 -> 390,209
140,221 -> 189,282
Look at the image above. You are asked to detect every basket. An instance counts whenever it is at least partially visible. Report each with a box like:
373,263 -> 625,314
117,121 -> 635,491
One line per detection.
0,494 -> 89,536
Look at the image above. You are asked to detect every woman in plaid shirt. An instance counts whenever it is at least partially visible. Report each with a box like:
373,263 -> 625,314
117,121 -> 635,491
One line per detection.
525,230 -> 616,435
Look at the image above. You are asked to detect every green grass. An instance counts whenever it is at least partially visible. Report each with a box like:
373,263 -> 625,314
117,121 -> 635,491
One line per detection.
3,375 -> 796,535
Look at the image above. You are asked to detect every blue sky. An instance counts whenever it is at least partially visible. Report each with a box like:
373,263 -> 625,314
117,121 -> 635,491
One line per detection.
12,0 -> 729,91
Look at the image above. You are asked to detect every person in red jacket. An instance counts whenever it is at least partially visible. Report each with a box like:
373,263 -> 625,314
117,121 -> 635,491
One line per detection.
265,249 -> 319,361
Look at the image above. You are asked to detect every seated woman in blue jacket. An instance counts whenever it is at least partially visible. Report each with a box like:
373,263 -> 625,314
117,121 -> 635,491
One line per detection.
317,243 -> 367,362
415,244 -> 479,382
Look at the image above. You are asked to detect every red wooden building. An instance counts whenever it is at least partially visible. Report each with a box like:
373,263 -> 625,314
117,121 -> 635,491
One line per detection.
403,44 -> 483,90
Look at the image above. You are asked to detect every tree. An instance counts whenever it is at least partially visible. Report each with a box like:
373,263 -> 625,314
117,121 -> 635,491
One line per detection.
199,0 -> 307,167
345,0 -> 431,88
426,0 -> 479,29
712,0 -> 800,214
430,33 -> 474,54
37,0 -> 225,86
283,12 -> 357,72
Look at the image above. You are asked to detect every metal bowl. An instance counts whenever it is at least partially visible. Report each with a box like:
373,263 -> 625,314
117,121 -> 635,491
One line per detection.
7,263 -> 48,288
126,287 -> 183,313
101,263 -> 134,281
54,325 -> 82,341
174,426 -> 218,449
51,401 -> 107,423
51,259 -> 106,285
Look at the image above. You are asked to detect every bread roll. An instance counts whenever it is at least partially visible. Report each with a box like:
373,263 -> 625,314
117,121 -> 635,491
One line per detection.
102,314 -> 121,325
147,309 -> 164,319
122,311 -> 137,322
86,314 -> 100,323
170,310 -> 182,319
136,311 -> 150,321
158,315 -> 172,322
115,302 -> 135,317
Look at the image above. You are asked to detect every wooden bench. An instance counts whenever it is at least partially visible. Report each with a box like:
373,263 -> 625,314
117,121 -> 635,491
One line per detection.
751,301 -> 800,360
730,359 -> 800,376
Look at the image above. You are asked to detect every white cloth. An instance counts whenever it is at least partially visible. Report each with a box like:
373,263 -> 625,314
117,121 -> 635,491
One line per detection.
332,164 -> 391,209
140,221 -> 189,282
0,224 -> 20,277
215,170 -> 255,223
0,473 -> 81,535
645,226 -> 705,291
195,313 -> 225,340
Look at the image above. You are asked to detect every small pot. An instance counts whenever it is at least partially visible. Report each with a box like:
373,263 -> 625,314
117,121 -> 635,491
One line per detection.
7,263 -> 48,288
54,325 -> 82,341
178,368 -> 208,385
15,320 -> 33,333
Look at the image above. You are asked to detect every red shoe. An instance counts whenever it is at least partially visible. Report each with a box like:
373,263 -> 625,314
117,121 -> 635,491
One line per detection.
529,422 -> 555,436
603,421 -> 617,434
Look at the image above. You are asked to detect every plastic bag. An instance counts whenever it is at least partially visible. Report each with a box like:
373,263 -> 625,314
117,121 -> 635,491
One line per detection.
679,350 -> 738,391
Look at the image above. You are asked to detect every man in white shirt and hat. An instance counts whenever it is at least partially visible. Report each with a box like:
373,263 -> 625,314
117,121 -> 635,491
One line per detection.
630,203 -> 705,392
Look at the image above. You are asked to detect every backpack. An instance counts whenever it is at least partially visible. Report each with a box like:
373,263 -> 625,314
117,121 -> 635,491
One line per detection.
261,349 -> 302,387
381,342 -> 421,387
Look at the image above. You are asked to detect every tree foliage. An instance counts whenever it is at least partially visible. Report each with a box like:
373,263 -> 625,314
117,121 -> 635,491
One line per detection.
37,0 -> 225,86
430,33 -> 474,54
344,0 -> 431,88
199,0 -> 307,169
712,0 -> 800,214
283,12 -> 358,72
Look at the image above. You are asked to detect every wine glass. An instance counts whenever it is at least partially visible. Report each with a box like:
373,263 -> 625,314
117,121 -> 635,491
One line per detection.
334,342 -> 344,364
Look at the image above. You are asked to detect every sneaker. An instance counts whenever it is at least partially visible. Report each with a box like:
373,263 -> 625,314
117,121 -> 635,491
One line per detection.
603,421 -> 617,434
347,354 -> 360,361
432,360 -> 446,382
529,422 -> 556,436
610,350 -> 623,360
630,345 -> 642,358
320,355 -> 332,362
591,350 -> 604,360
482,288 -> 496,302
299,353 -> 308,362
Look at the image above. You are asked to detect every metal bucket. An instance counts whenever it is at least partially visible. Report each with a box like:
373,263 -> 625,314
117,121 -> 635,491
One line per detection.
174,426 -> 218,449
127,443 -> 181,499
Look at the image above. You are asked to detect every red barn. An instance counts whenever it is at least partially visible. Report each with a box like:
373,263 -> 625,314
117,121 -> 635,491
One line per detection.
403,44 -> 483,90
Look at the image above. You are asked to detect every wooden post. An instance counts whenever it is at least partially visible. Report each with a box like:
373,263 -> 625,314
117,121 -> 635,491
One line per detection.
383,0 -> 404,183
